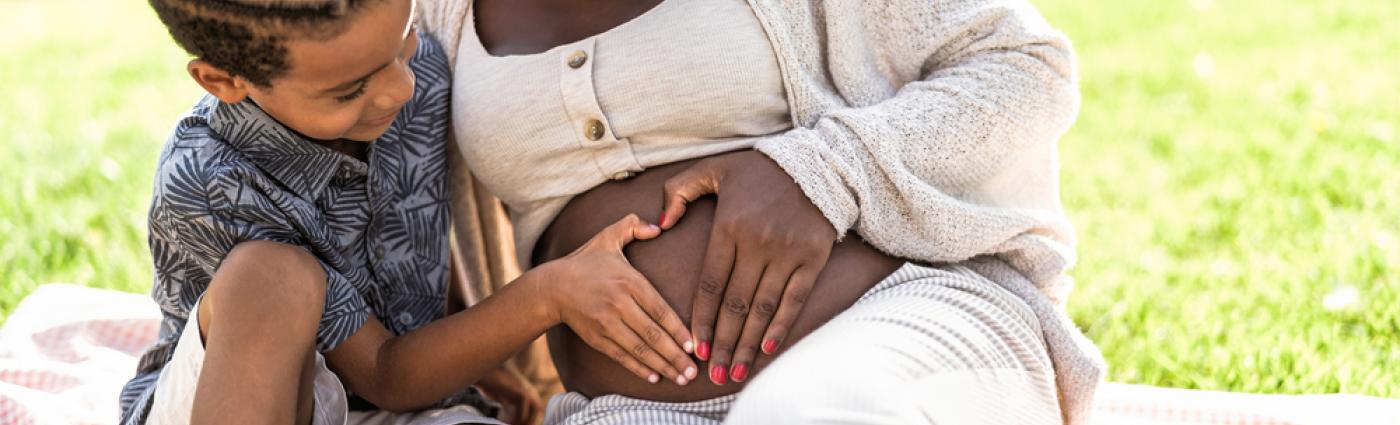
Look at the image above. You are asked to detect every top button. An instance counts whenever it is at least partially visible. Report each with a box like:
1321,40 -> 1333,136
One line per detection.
567,50 -> 588,69
584,119 -> 606,141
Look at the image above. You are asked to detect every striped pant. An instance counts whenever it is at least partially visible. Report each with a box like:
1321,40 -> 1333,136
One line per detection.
543,262 -> 1062,425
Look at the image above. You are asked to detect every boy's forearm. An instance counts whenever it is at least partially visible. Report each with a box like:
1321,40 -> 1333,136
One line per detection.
330,271 -> 557,411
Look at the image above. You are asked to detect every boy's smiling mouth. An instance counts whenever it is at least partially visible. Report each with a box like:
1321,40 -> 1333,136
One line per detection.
361,110 -> 399,127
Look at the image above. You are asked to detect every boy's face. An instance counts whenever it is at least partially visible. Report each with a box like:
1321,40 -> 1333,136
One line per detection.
204,0 -> 420,142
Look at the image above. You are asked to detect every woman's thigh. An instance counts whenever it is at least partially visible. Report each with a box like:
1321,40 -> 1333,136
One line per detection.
725,263 -> 1060,425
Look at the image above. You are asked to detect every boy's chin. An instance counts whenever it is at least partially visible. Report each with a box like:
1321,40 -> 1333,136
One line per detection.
341,123 -> 393,142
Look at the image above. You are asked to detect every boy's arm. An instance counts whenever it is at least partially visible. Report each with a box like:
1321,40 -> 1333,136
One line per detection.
323,269 -> 556,412
193,241 -> 554,420
443,245 -> 546,424
323,214 -> 696,412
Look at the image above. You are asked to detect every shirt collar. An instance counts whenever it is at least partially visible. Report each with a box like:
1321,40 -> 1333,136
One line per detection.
204,96 -> 367,200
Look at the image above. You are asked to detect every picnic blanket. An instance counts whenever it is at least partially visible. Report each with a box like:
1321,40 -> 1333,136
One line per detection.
1,284 -> 1396,425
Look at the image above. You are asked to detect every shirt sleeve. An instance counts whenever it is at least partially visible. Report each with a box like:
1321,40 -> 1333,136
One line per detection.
153,152 -> 370,353
752,0 -> 1079,283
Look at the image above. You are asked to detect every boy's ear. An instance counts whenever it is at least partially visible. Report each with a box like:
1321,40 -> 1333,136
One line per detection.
187,60 -> 251,104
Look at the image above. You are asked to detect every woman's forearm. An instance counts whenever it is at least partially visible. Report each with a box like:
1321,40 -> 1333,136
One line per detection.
749,1 -> 1077,269
356,272 -> 557,411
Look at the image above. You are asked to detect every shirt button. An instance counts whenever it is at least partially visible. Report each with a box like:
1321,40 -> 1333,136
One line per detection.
567,50 -> 588,69
611,171 -> 635,181
373,245 -> 386,259
397,312 -> 414,326
584,119 -> 606,141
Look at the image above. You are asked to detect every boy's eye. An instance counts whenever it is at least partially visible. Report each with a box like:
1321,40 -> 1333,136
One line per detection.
335,82 -> 368,103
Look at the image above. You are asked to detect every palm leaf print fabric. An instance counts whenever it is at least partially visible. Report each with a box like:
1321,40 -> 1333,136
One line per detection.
119,34 -> 492,424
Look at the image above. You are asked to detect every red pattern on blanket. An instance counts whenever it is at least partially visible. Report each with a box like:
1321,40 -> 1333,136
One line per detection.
1,284 -> 1396,425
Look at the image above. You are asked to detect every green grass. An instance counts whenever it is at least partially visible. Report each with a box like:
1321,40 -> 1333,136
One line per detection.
2,0 -> 1397,397
1,1 -> 202,310
1039,0 -> 1400,396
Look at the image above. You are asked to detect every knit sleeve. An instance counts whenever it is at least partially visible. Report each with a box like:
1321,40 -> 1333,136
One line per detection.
415,0 -> 469,66
753,0 -> 1079,280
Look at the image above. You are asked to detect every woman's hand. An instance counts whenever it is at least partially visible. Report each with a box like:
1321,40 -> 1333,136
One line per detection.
659,150 -> 837,384
477,366 -> 542,425
536,214 -> 699,386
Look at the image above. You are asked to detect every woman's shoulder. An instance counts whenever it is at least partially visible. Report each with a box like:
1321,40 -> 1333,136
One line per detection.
415,0 -> 471,66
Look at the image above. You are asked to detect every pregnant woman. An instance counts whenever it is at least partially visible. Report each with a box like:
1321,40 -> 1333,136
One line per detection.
422,0 -> 1105,423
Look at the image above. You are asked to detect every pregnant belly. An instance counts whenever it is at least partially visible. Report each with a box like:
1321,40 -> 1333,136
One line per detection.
534,156 -> 905,402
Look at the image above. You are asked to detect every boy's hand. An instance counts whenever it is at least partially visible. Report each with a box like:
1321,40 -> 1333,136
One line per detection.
538,214 -> 698,386
478,366 -> 542,425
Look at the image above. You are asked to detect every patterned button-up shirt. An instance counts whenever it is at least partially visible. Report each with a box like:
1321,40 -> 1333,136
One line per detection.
119,34 -> 491,424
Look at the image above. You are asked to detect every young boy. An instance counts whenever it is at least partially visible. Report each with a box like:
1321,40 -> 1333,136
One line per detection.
120,1 -> 699,424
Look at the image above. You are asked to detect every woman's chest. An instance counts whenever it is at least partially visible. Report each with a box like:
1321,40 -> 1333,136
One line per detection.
451,0 -> 791,206
473,0 -> 664,56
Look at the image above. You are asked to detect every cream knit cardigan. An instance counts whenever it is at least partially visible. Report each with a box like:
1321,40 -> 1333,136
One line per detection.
422,0 -> 1105,423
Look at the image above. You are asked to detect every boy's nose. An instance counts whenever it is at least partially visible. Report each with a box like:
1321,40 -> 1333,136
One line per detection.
373,63 -> 416,110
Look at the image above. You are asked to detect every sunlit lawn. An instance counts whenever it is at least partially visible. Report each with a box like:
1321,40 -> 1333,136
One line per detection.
2,0 -> 1397,397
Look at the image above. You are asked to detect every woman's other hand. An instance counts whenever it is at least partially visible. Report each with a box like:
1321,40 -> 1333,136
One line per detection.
537,214 -> 699,386
659,150 -> 837,384
477,365 -> 542,425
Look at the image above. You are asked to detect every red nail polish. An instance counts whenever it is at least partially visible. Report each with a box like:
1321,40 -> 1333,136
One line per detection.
710,365 -> 728,385
762,339 -> 778,354
730,363 -> 749,382
659,212 -> 668,227
696,341 -> 710,361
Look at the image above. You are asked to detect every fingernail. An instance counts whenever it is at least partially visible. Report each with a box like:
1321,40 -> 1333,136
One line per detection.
684,340 -> 694,353
730,363 -> 749,382
684,366 -> 698,380
696,341 -> 711,361
709,365 -> 728,385
675,375 -> 689,386
648,224 -> 660,232
762,338 -> 778,354
648,373 -> 660,384
659,212 -> 668,227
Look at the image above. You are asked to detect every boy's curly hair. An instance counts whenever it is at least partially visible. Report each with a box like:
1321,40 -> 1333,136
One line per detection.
149,0 -> 379,88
